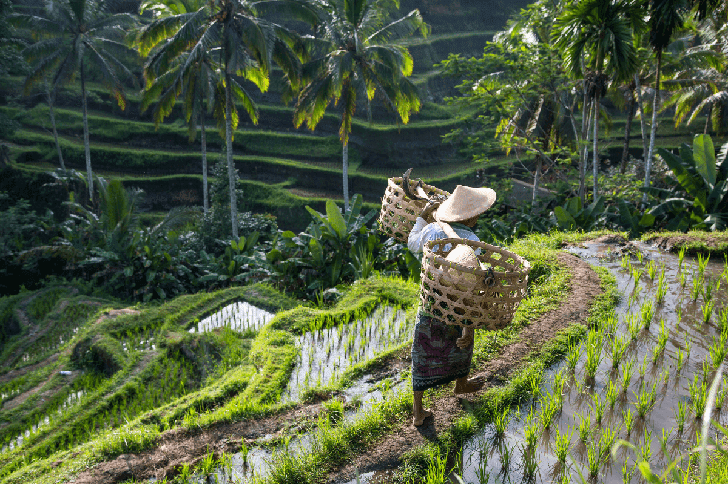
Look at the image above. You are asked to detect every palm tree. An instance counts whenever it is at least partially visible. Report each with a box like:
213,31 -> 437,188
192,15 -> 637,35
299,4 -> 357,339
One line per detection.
138,0 -> 224,214
643,0 -> 688,205
662,11 -> 728,136
13,0 -> 137,201
137,0 -> 317,239
293,0 -> 427,212
554,0 -> 643,199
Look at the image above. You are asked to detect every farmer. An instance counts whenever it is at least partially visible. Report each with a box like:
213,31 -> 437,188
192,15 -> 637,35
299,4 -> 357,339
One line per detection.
407,185 -> 496,426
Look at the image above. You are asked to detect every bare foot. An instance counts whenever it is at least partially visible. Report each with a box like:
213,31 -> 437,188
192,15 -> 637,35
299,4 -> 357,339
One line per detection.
413,408 -> 433,426
454,378 -> 484,395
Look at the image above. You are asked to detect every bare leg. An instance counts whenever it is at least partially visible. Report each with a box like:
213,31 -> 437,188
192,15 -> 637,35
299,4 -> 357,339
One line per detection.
413,390 -> 433,426
454,375 -> 483,395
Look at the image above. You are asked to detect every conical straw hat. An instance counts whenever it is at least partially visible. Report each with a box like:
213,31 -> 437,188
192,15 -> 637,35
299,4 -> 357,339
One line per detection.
435,185 -> 496,222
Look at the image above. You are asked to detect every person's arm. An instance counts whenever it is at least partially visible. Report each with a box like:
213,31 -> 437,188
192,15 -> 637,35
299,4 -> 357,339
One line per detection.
407,217 -> 428,254
407,200 -> 441,254
456,326 -> 475,348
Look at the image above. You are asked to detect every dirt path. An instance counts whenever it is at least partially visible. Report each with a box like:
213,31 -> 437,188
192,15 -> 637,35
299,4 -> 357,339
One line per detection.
326,251 -> 602,483
68,252 -> 601,484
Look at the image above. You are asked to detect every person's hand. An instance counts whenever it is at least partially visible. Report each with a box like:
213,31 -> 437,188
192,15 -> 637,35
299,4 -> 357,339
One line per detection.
456,327 -> 474,348
421,200 -> 440,220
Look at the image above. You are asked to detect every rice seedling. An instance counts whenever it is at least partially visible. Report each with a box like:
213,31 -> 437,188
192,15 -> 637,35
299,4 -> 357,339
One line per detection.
638,359 -> 647,379
655,269 -> 667,303
633,382 -> 657,418
603,381 -> 619,412
640,429 -> 653,461
678,246 -> 686,269
685,331 -> 693,355
689,374 -> 708,417
622,462 -> 633,484
600,426 -> 618,460
626,313 -> 641,340
522,444 -> 538,481
720,307 -> 728,333
702,300 -> 715,325
704,277 -> 714,302
692,272 -> 703,301
709,330 -> 728,368
621,253 -> 632,270
698,253 -> 710,277
577,412 -> 591,443
528,371 -> 542,399
636,251 -> 644,264
590,392 -> 605,426
500,443 -> 511,471
659,427 -> 671,450
623,408 -> 635,435
646,260 -> 657,281
566,342 -> 580,371
680,269 -> 687,287
675,349 -> 686,372
540,395 -> 559,429
611,335 -> 629,370
640,301 -> 654,330
587,441 -> 602,477
675,401 -> 687,433
621,359 -> 635,392
493,406 -> 511,438
524,407 -> 540,450
716,379 -> 727,409
554,425 -> 572,464
584,331 -> 603,381
559,470 -> 571,484
658,318 -> 669,347
701,360 -> 711,383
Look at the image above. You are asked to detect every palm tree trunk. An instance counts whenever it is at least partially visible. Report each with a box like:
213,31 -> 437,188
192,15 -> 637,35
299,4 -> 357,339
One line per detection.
634,74 -> 649,163
620,88 -> 635,174
579,86 -> 589,205
47,88 -> 65,171
643,52 -> 661,206
592,97 -> 599,199
200,98 -> 208,215
342,141 -> 349,212
81,60 -> 93,201
224,72 -> 238,239
532,155 -> 542,211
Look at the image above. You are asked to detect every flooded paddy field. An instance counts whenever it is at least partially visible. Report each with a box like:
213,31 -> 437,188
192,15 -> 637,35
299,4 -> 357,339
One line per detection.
453,241 -> 728,484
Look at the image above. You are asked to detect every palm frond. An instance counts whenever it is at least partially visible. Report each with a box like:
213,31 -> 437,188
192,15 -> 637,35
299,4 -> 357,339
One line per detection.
85,41 -> 127,110
366,9 -> 427,44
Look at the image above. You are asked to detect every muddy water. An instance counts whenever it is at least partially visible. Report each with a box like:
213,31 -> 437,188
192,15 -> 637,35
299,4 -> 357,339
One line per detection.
189,301 -> 274,334
455,242 -> 728,484
283,305 -> 410,402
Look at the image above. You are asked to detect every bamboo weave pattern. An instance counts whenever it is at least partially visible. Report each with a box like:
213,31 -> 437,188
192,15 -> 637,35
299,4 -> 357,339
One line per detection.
420,238 -> 531,329
378,177 -> 450,243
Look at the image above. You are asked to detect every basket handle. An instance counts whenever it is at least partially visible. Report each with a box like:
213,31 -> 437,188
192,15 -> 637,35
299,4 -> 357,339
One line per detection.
402,168 -> 428,201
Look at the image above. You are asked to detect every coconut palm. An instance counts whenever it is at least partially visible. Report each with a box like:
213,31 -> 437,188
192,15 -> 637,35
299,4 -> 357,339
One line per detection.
138,0 -> 224,215
137,0 -> 317,239
642,0 -> 688,205
662,11 -> 728,136
554,0 -> 644,199
13,0 -> 137,201
293,0 -> 427,212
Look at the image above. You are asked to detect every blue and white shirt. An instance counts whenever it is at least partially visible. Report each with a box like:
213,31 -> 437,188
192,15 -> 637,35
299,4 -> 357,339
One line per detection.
407,217 -> 480,255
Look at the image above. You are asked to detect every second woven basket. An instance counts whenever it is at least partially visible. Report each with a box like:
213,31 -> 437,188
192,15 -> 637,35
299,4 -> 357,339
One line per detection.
419,238 -> 531,330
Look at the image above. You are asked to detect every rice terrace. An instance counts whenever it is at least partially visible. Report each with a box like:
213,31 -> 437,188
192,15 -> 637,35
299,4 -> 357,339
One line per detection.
1,0 -> 728,483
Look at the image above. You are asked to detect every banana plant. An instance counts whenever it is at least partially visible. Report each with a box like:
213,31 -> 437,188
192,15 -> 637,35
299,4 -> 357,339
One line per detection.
643,135 -> 728,231
611,199 -> 655,237
552,195 -> 607,231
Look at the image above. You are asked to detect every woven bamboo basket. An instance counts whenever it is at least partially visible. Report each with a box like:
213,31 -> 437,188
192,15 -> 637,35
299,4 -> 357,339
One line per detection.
378,177 -> 450,243
420,238 -> 531,330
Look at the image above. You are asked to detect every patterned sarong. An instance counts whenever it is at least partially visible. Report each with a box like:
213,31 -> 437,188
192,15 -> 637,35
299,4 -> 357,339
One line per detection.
411,310 -> 473,391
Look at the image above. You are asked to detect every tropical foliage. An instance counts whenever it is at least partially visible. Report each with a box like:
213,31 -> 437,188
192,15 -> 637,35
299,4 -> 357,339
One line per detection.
13,0 -> 137,200
293,0 -> 427,211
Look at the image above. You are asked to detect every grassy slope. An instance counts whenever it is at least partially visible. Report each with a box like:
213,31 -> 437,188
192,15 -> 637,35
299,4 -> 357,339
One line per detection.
1,231 -> 620,484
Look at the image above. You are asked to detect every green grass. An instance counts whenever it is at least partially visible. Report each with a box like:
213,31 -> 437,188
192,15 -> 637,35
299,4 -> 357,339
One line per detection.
641,231 -> 728,256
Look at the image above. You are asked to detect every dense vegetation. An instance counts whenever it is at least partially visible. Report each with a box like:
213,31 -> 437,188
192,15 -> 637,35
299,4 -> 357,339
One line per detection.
2,0 -> 728,482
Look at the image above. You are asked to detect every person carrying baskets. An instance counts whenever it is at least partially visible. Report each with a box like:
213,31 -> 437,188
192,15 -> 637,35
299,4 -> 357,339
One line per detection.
407,185 -> 496,427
